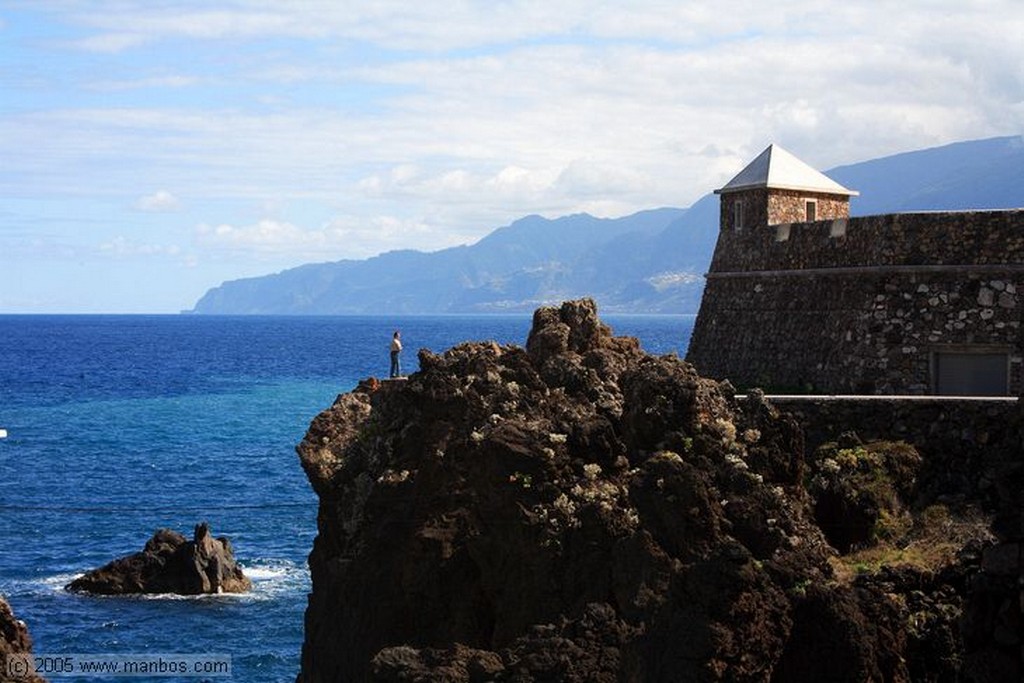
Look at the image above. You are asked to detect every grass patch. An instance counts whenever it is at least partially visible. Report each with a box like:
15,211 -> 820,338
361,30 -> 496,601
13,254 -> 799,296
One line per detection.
830,504 -> 993,583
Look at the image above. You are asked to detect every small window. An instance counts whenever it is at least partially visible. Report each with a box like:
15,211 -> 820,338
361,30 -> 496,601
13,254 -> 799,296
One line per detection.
805,199 -> 817,222
733,200 -> 743,231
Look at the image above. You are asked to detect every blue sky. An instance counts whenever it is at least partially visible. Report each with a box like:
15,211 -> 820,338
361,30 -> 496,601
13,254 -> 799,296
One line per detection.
2,1 -> 1022,313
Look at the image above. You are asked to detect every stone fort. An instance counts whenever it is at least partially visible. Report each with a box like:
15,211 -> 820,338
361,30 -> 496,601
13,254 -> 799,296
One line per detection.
686,144 -> 1024,395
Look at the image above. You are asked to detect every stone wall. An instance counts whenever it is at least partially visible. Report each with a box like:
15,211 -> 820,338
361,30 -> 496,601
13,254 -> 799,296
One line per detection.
767,189 -> 850,226
688,210 -> 1024,394
720,189 -> 850,233
765,395 -> 1017,459
709,210 -> 1024,273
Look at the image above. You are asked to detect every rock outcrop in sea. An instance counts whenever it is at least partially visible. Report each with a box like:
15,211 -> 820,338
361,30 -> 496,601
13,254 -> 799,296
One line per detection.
1,597 -> 45,683
66,523 -> 251,595
297,298 -> 1010,682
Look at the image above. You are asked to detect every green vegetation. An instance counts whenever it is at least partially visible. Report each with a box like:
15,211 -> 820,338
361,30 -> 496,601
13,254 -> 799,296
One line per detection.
830,503 -> 992,582
808,438 -> 993,582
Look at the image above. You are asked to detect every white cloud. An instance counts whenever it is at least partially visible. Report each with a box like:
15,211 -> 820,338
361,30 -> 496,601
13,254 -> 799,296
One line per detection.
554,160 -> 648,198
195,220 -> 309,253
73,32 -> 149,53
70,8 -> 313,51
486,165 -> 559,198
99,236 -> 182,258
135,190 -> 183,212
194,215 -> 437,262
3,1 -> 1023,304
52,1 -> 888,55
88,75 -> 200,92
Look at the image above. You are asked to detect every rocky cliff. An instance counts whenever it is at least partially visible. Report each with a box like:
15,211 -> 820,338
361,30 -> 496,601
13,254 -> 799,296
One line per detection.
1,597 -> 45,683
297,299 -> 1012,682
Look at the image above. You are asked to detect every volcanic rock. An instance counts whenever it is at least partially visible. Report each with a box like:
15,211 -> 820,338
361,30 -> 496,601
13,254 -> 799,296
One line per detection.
296,298 -> 999,682
960,398 -> 1024,683
807,436 -> 922,553
66,523 -> 251,595
0,597 -> 44,683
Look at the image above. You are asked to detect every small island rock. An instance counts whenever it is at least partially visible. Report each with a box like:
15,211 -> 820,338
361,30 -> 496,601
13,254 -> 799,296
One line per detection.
66,523 -> 251,595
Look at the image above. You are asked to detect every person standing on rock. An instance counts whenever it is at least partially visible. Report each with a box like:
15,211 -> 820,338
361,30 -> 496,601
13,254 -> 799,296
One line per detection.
389,330 -> 403,378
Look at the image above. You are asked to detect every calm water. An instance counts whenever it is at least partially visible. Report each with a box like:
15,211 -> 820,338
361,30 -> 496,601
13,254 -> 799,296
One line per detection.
0,314 -> 693,682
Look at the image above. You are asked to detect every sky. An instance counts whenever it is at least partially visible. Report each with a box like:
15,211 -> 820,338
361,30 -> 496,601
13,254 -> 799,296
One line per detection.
1,1 -> 1022,313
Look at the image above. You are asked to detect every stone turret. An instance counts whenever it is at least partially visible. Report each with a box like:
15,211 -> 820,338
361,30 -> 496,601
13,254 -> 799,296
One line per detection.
688,144 -> 1022,396
715,144 -> 858,232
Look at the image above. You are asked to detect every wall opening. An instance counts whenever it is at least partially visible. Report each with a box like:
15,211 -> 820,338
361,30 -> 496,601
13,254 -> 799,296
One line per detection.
933,352 -> 1009,396
733,200 -> 744,231
804,199 -> 817,222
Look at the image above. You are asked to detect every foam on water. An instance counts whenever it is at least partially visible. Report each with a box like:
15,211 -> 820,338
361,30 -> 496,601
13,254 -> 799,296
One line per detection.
39,572 -> 82,592
27,557 -> 307,603
240,559 -> 310,601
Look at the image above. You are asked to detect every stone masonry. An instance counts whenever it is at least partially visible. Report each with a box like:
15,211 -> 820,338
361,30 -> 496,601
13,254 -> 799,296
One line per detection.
724,188 -> 851,234
689,201 -> 1024,395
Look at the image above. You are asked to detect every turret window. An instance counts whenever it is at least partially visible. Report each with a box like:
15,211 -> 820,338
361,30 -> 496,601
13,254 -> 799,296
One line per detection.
733,200 -> 744,231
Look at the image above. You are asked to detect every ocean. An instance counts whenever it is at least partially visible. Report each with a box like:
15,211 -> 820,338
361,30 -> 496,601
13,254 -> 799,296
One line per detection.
0,313 -> 694,682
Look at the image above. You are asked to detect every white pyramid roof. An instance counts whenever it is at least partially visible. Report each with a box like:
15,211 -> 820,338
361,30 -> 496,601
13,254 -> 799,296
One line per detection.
715,144 -> 859,196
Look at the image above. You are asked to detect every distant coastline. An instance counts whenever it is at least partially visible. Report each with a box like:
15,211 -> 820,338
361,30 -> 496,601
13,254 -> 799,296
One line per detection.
187,136 -> 1024,318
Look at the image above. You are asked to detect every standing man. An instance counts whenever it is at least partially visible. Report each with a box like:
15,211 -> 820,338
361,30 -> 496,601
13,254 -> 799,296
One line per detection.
390,330 -> 403,378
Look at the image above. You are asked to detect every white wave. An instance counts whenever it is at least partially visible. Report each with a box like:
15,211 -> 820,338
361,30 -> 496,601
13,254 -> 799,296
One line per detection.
243,565 -> 291,581
29,559 -> 308,602
241,559 -> 310,600
134,592 -> 239,602
41,572 -> 82,590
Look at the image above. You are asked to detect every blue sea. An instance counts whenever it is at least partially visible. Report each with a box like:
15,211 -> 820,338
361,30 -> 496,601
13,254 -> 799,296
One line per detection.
0,314 -> 694,682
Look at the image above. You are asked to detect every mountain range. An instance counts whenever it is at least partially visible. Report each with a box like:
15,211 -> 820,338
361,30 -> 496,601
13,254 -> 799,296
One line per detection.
189,135 -> 1024,315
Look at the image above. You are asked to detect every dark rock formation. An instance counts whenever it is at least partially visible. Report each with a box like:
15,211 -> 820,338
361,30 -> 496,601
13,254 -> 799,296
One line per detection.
297,298 -> 1006,682
66,523 -> 251,595
1,597 -> 45,683
807,434 -> 922,553
763,394 -> 1023,682
960,395 -> 1023,683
